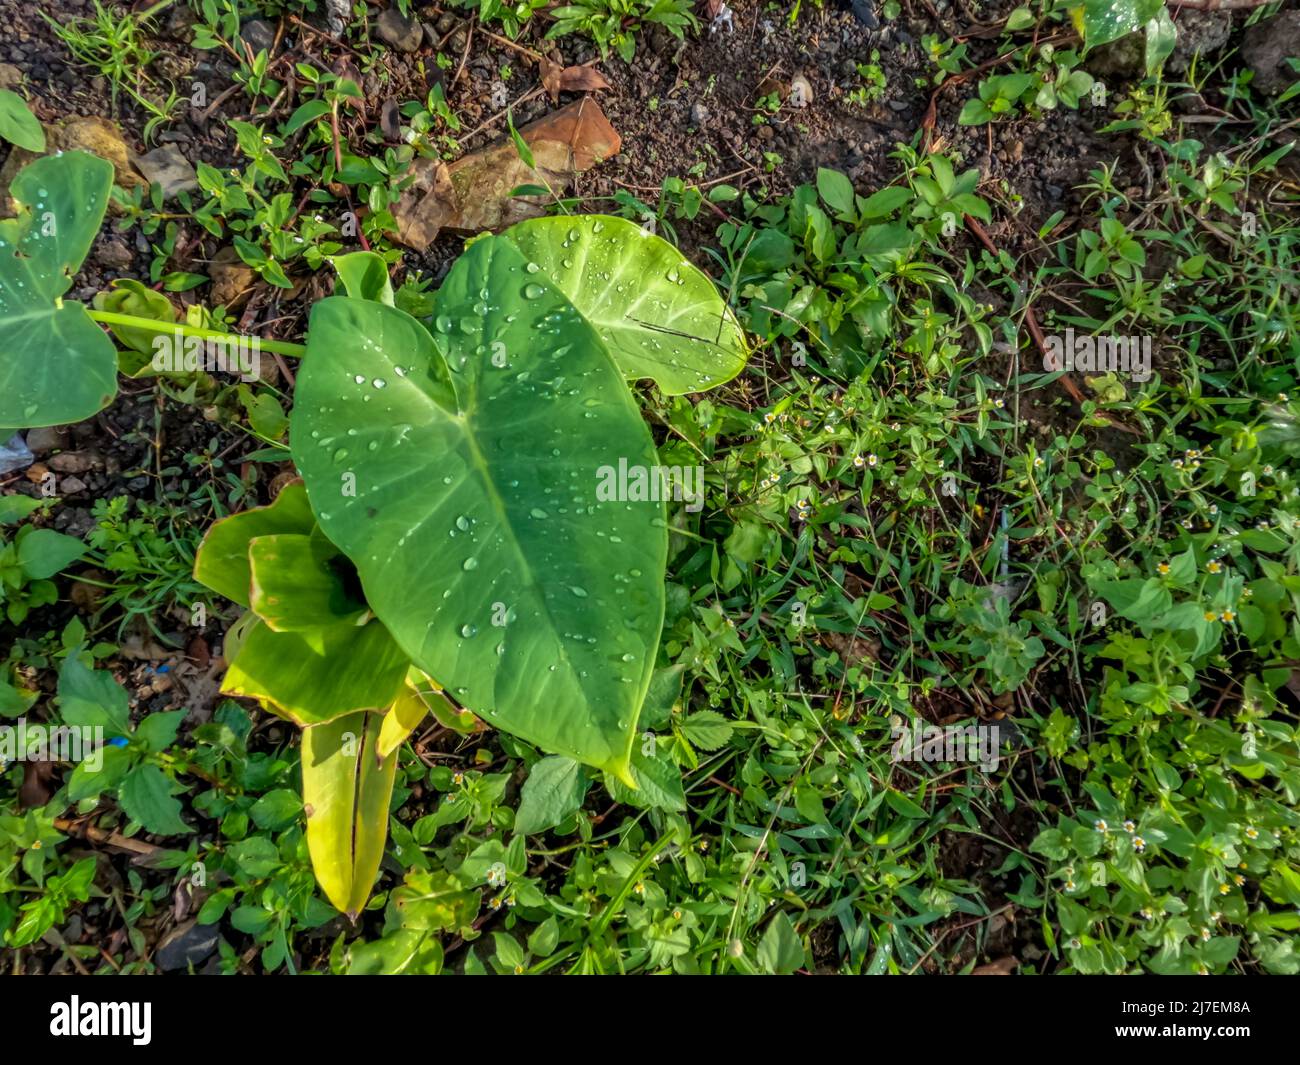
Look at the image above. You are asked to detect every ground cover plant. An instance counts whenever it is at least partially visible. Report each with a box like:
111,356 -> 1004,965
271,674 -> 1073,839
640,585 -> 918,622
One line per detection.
1,0 -> 1299,979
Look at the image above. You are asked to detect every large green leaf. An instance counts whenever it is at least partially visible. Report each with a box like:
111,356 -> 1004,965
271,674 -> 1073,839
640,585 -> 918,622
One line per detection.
0,151 -> 116,428
1079,0 -> 1163,47
301,711 -> 397,916
194,482 -> 316,606
502,215 -> 748,395
291,235 -> 667,780
221,617 -> 410,727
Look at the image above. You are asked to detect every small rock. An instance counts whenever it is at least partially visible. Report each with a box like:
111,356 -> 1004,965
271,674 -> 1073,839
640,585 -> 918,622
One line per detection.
377,7 -> 423,52
133,145 -> 198,200
888,99 -> 909,113
238,18 -> 276,55
210,246 -> 256,309
690,101 -> 709,126
98,236 -> 134,270
849,0 -> 878,28
24,426 -> 68,455
1168,11 -> 1232,75
47,116 -> 144,192
155,920 -> 221,972
789,75 -> 813,108
434,13 -> 456,34
46,451 -> 98,474
758,124 -> 774,141
59,476 -> 87,495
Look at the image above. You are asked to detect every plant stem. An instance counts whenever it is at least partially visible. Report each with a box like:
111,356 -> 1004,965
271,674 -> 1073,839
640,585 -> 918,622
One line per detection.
86,309 -> 307,358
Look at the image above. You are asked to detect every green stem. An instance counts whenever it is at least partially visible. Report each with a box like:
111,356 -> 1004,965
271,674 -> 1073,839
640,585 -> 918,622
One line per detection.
86,310 -> 307,358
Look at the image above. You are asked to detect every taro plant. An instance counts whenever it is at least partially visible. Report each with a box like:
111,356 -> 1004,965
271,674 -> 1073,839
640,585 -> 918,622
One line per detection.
0,148 -> 749,913
0,151 -> 304,429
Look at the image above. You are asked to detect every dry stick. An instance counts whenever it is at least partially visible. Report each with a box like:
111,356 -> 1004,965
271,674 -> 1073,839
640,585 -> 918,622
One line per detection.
476,25 -> 547,64
452,23 -> 474,86
54,818 -> 162,859
459,84 -> 546,143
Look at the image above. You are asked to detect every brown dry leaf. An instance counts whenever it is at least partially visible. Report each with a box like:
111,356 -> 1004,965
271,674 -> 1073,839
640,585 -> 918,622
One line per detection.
702,0 -> 725,18
390,98 -> 621,251
971,957 -> 1019,975
540,58 -> 611,104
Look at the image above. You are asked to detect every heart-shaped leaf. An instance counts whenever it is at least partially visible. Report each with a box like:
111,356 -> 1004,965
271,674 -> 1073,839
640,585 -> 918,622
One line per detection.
502,214 -> 748,395
291,234 -> 667,779
0,151 -> 116,428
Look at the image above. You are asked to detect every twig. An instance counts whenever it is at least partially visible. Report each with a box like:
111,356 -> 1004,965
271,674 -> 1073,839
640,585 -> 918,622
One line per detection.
55,817 -> 163,859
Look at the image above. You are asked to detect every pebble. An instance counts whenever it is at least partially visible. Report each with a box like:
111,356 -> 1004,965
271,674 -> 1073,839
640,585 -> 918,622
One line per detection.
377,8 -> 424,52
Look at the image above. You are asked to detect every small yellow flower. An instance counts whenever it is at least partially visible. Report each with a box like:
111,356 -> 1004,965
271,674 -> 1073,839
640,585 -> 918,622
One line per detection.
1186,449 -> 1201,459
1243,587 -> 1253,598
30,840 -> 41,851
1263,465 -> 1274,475
1139,908 -> 1153,920
514,964 -> 525,974
1173,459 -> 1184,469
633,882 -> 645,895
1157,563 -> 1170,576
1219,883 -> 1231,895
1034,457 -> 1045,469
452,771 -> 465,785
672,909 -> 682,920
1064,879 -> 1076,891
1206,561 -> 1222,574
1220,610 -> 1235,623
867,454 -> 879,467
1199,927 -> 1212,942
1123,820 -> 1136,834
1233,874 -> 1246,886
994,399 -> 1005,409
852,454 -> 865,469
490,896 -> 503,910
1204,611 -> 1218,622
1133,837 -> 1146,853
764,412 -> 776,424
1094,819 -> 1108,833
1245,826 -> 1259,840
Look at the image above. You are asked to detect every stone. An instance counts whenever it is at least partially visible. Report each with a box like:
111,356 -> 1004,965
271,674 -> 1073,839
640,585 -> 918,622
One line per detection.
24,426 -> 68,455
238,18 -> 276,55
210,246 -> 257,309
377,7 -> 423,53
690,102 -> 709,126
133,145 -> 198,199
98,236 -> 134,270
155,919 -> 221,972
47,116 -> 144,192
